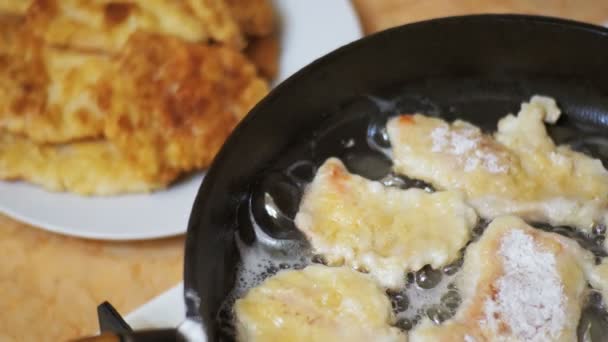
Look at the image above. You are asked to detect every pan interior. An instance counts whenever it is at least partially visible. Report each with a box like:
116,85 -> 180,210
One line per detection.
213,76 -> 608,341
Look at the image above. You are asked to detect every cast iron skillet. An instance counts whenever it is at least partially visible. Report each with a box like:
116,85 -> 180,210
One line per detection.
83,14 -> 608,341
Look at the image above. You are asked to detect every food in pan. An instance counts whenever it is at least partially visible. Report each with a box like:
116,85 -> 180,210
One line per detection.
230,96 -> 608,341
588,260 -> 608,302
234,264 -> 407,342
0,0 -> 276,195
408,215 -> 595,342
295,157 -> 477,289
387,96 -> 608,237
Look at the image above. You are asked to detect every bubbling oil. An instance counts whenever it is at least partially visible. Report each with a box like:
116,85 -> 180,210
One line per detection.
216,93 -> 608,341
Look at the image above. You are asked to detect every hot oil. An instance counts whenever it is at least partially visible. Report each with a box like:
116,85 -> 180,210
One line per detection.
216,192 -> 311,340
217,93 -> 608,341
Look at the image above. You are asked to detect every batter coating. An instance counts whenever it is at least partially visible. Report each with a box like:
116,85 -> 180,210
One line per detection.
409,216 -> 596,342
295,158 -> 477,289
234,265 -> 407,342
387,96 -> 608,235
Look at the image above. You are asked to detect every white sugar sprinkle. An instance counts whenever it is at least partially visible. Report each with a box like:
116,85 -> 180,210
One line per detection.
482,229 -> 565,341
430,125 -> 508,174
430,125 -> 450,152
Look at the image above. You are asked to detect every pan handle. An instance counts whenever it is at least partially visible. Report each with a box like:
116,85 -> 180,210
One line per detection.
71,302 -> 185,342
71,329 -> 183,342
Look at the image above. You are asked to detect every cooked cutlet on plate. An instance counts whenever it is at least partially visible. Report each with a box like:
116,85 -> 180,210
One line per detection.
0,0 -> 31,15
409,216 -> 599,342
0,26 -> 111,143
0,32 -> 268,195
387,96 -> 608,236
226,0 -> 275,37
24,0 -> 244,52
0,132 -> 178,195
234,265 -> 407,342
0,13 -> 23,47
100,32 -> 268,174
295,158 -> 477,289
226,0 -> 278,81
245,34 -> 279,81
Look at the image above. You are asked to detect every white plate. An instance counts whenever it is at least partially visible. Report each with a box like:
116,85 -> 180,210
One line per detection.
0,0 -> 362,240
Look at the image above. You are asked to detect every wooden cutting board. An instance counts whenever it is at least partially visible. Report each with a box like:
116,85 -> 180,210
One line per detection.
3,1 -> 608,341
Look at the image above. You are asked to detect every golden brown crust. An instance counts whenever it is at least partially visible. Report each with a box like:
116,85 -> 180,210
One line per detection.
226,0 -> 275,37
0,0 -> 32,15
25,0 -> 245,52
0,18 -> 110,143
0,131 -> 179,195
0,1 -> 273,195
245,34 -> 279,81
101,32 -> 268,172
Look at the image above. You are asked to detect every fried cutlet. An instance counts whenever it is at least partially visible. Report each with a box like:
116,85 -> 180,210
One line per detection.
225,0 -> 275,37
387,96 -> 608,235
0,2 -> 271,194
409,216 -> 597,341
227,0 -> 278,80
0,33 -> 267,194
0,132 -> 178,195
24,0 -> 244,52
235,265 -> 407,342
245,34 -> 279,81
0,0 -> 31,15
0,43 -> 110,143
100,32 -> 268,174
295,158 -> 477,289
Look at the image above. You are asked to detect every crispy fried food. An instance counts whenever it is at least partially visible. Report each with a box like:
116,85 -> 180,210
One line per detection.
100,32 -> 268,174
25,0 -> 244,52
245,34 -> 279,81
409,216 -> 596,342
295,158 -> 477,289
387,96 -> 608,235
227,0 -> 277,80
0,13 -> 25,53
0,132 -> 178,195
0,42 -> 110,143
0,0 -> 31,15
225,0 -> 274,37
0,31 -> 268,194
0,33 -> 268,194
235,265 -> 407,342
0,2 -> 272,194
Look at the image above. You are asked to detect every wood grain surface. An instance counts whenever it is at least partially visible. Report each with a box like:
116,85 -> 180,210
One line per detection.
0,214 -> 184,341
2,1 -> 607,340
352,0 -> 608,33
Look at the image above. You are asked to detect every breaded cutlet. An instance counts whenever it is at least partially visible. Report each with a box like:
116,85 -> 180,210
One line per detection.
0,47 -> 111,143
101,32 -> 268,173
24,0 -> 245,52
245,34 -> 279,81
0,0 -> 31,15
225,0 -> 275,37
0,132 -> 178,195
0,1 -> 271,194
0,33 -> 268,195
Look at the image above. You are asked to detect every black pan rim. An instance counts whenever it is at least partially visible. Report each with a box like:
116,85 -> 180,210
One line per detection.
182,13 -> 608,327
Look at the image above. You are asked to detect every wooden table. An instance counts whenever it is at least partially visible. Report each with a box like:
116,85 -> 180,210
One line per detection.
352,0 -> 608,33
2,1 -> 607,340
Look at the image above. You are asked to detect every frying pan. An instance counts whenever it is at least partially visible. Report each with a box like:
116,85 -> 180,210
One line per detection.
79,14 -> 608,341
